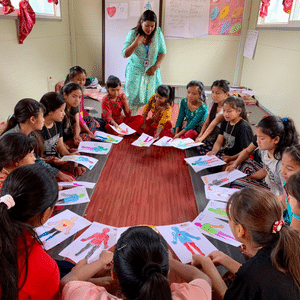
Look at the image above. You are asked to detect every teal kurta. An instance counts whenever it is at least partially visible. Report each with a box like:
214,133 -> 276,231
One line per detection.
122,27 -> 166,108
175,98 -> 207,131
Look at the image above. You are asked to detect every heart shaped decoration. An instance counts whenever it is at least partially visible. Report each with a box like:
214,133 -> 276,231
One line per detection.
107,6 -> 116,18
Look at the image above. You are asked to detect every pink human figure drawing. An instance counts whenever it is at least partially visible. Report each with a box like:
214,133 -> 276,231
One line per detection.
75,228 -> 110,260
39,217 -> 78,241
171,226 -> 205,256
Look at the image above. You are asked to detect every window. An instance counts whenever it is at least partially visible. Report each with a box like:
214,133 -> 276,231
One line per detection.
257,0 -> 300,27
0,0 -> 61,20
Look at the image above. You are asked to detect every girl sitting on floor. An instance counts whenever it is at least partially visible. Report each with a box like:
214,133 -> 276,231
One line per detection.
286,171 -> 300,233
193,187 -> 300,300
140,84 -> 175,138
280,145 -> 300,225
0,132 -> 36,192
206,96 -> 252,160
102,75 -> 144,135
196,80 -> 230,149
64,65 -> 106,135
61,226 -> 212,300
0,164 -> 62,300
173,80 -> 207,140
1,98 -> 73,182
40,92 -> 86,177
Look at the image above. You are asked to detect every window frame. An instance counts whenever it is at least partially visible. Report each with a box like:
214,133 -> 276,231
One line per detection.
0,1 -> 62,21
257,0 -> 300,28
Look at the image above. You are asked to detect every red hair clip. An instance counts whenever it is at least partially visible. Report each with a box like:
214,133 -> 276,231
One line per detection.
272,220 -> 285,234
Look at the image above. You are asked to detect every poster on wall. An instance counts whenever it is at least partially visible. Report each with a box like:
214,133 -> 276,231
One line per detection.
208,0 -> 245,36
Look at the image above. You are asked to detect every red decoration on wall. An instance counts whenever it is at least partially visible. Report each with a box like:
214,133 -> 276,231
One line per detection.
18,0 -> 36,44
259,0 -> 271,18
282,0 -> 293,13
0,0 -> 15,15
48,0 -> 59,4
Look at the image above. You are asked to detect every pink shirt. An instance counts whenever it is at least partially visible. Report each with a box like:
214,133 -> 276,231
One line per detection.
62,279 -> 211,300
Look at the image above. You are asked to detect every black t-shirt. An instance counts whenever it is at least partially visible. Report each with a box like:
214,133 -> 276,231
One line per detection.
224,247 -> 300,300
252,135 -> 258,147
63,106 -> 79,141
219,119 -> 253,156
40,122 -> 64,157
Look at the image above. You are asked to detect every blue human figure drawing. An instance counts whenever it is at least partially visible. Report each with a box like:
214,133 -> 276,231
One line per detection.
171,226 -> 205,256
192,158 -> 208,166
57,193 -> 85,204
144,1 -> 152,10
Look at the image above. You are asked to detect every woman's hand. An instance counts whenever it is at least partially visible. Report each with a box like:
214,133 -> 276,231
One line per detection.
207,151 -> 216,156
75,166 -> 86,176
57,172 -> 74,182
195,135 -> 203,143
74,135 -> 82,145
222,156 -> 232,163
208,250 -> 228,267
135,34 -> 145,46
173,133 -> 182,140
99,250 -> 114,268
146,66 -> 157,76
88,131 -> 97,139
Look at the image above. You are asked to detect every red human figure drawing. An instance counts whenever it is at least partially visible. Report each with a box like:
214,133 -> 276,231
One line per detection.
75,228 -> 110,260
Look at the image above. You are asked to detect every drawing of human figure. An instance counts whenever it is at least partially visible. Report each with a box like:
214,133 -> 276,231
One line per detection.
194,222 -> 237,241
192,158 -> 207,166
208,207 -> 228,219
39,217 -> 78,241
75,228 -> 110,260
171,226 -> 205,256
57,193 -> 85,204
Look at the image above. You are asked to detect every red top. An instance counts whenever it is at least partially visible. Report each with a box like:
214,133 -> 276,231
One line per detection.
102,93 -> 131,124
0,230 -> 61,300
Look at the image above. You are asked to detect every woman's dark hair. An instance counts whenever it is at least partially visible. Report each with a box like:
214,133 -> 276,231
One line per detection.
106,75 -> 121,89
186,80 -> 206,103
2,99 -> 45,135
227,187 -> 300,289
223,96 -> 249,122
0,164 -> 59,300
0,133 -> 36,171
40,92 -> 66,117
60,82 -> 82,96
283,145 -> 300,166
209,79 -> 230,124
257,116 -> 298,160
64,65 -> 87,85
114,226 -> 172,300
134,10 -> 157,43
156,85 -> 175,106
286,171 -> 300,206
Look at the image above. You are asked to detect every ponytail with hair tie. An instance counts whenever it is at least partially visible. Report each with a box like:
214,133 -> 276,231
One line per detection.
142,262 -> 162,280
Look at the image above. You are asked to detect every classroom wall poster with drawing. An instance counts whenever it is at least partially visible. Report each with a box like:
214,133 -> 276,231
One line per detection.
209,0 -> 245,36
59,222 -> 118,263
157,222 -> 217,264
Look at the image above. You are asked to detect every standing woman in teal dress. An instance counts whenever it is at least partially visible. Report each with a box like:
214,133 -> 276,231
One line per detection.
122,10 -> 166,113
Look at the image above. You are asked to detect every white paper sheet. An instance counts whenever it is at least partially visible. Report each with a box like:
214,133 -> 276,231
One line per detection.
184,155 -> 226,173
243,30 -> 259,59
171,138 -> 204,150
61,155 -> 98,170
59,222 -> 118,263
201,169 -> 246,186
78,141 -> 112,155
56,186 -> 90,206
35,209 -> 91,250
58,181 -> 96,189
109,123 -> 136,135
95,131 -> 123,144
203,200 -> 228,221
131,133 -> 156,147
205,185 -> 239,202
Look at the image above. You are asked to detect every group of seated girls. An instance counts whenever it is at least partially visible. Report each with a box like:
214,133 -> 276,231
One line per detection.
1,65 -> 300,299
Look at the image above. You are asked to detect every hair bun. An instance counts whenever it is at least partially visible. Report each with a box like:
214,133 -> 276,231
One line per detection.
142,262 -> 162,279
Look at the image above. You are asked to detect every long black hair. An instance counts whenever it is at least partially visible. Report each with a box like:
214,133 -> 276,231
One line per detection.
64,65 -> 87,85
156,85 -> 175,106
0,132 -> 36,171
114,226 -> 172,300
186,80 -> 206,103
40,92 -> 66,117
257,116 -> 298,160
223,96 -> 249,122
0,164 -> 59,300
209,79 -> 230,124
133,10 -> 157,43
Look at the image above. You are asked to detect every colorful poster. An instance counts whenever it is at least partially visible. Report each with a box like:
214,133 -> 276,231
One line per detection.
157,222 -> 217,264
209,0 -> 244,36
203,200 -> 228,221
106,3 -> 128,19
59,222 -> 118,263
109,123 -> 136,135
56,186 -> 90,206
132,133 -> 156,147
61,155 -> 98,170
205,185 -> 239,202
58,181 -> 96,189
184,155 -> 226,173
171,138 -> 204,150
201,169 -> 246,186
78,141 -> 112,155
94,131 -> 123,144
35,209 -> 91,251
193,214 -> 241,247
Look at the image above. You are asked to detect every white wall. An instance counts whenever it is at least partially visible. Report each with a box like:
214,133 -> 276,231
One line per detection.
0,1 -> 71,122
241,1 -> 300,130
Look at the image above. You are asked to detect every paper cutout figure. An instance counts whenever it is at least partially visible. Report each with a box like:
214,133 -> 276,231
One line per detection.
210,6 -> 219,20
39,217 -> 77,241
220,6 -> 230,19
171,226 -> 204,256
231,7 -> 243,18
75,228 -> 110,260
107,6 -> 116,17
